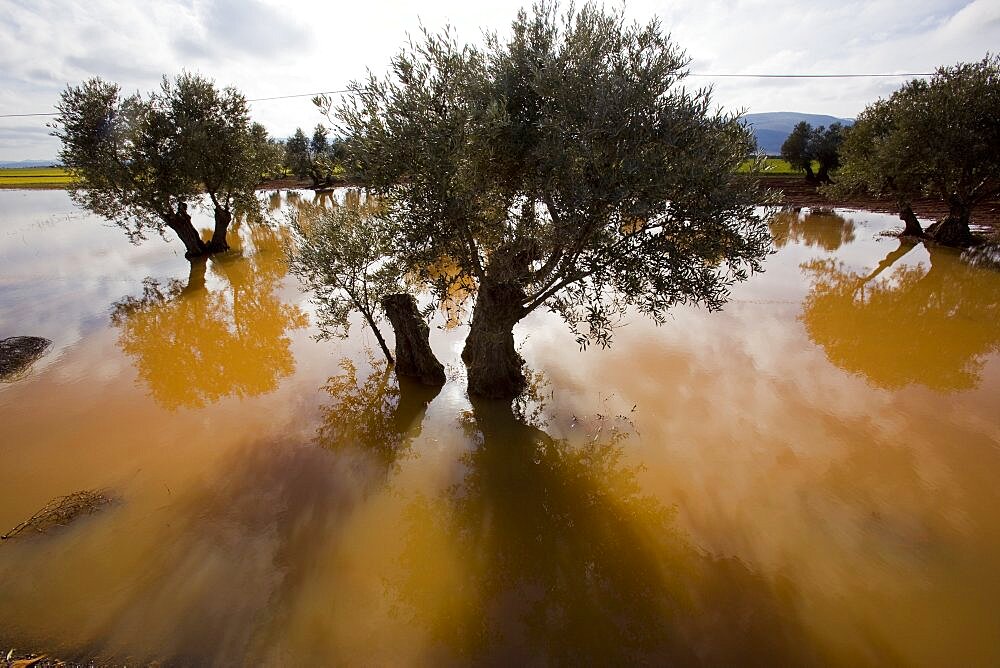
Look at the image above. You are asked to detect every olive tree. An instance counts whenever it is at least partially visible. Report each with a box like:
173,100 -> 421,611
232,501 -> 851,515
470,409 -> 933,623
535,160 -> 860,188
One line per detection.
289,195 -> 402,363
54,73 -> 272,258
780,122 -> 816,180
284,124 -> 344,187
329,3 -> 772,399
834,55 -> 1000,246
780,121 -> 845,183
285,128 -> 312,180
290,194 -> 447,385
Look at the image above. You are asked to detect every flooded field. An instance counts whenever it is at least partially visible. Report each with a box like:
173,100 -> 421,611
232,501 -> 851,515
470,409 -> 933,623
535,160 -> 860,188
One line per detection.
1,190 -> 998,665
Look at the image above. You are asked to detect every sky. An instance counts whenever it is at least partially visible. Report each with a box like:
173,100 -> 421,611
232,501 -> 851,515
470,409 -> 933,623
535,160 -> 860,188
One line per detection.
1,0 -> 998,161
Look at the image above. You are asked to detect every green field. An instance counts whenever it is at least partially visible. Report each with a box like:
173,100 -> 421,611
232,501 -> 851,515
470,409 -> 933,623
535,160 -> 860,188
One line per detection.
737,157 -> 815,175
3,162 -> 805,187
0,167 -> 76,187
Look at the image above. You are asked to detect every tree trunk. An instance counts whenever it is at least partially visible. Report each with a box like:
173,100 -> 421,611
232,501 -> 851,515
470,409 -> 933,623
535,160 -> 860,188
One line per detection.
361,309 -> 395,365
166,209 -> 207,259
899,205 -> 925,237
208,207 -> 232,253
803,164 -> 816,182
927,197 -> 975,247
462,280 -> 528,399
816,164 -> 832,184
382,293 -> 445,386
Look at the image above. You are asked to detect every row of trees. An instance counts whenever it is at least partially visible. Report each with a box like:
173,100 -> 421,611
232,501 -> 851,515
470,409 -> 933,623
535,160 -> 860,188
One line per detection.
52,3 -> 1000,399
284,125 -> 350,188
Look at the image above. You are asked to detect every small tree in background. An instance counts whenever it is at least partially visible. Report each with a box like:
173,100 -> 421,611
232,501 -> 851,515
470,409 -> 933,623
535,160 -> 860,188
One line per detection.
834,54 -> 1000,245
54,73 -> 272,259
285,127 -> 312,181
780,121 -> 845,183
811,123 -> 845,184
284,124 -> 345,188
289,194 -> 403,364
780,122 -> 815,180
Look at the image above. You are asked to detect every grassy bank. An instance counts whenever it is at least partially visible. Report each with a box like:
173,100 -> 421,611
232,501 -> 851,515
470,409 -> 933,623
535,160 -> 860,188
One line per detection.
7,162 -> 807,189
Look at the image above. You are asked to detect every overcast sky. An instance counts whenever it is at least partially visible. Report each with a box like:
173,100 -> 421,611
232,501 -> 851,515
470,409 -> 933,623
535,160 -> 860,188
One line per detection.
1,0 -> 998,161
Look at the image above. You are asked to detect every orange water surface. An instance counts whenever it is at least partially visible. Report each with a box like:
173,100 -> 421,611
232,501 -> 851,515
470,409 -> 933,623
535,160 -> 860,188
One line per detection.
1,191 -> 998,665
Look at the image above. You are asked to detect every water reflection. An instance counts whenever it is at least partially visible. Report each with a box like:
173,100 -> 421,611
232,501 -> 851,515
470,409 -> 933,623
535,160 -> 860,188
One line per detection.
770,209 -> 856,251
802,240 -> 1000,390
266,191 -> 283,213
110,225 -> 308,408
388,395 -> 814,664
315,355 -> 442,475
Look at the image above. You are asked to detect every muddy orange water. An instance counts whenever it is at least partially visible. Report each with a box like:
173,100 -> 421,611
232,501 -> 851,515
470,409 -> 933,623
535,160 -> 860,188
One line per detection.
1,192 -> 998,666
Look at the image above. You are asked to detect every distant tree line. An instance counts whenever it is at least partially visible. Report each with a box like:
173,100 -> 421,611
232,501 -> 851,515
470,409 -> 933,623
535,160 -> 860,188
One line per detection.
282,124 -> 352,188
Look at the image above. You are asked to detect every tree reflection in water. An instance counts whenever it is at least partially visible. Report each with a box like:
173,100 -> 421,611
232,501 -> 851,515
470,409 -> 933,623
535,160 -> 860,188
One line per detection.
770,209 -> 856,251
315,355 -> 442,477
382,388 -> 814,664
110,224 -> 308,408
802,240 -> 1000,390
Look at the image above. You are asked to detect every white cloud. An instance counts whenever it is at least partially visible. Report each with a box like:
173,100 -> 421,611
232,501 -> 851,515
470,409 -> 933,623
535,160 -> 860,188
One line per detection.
1,0 -> 998,160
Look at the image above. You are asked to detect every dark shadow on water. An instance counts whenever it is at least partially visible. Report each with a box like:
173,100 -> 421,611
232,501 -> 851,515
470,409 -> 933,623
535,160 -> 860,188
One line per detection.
388,392 -> 820,665
57,363 -> 835,665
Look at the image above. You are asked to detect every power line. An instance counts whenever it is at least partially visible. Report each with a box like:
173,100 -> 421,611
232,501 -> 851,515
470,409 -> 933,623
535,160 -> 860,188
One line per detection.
688,72 -> 934,78
0,88 -> 354,118
0,72 -> 935,119
246,88 -> 351,101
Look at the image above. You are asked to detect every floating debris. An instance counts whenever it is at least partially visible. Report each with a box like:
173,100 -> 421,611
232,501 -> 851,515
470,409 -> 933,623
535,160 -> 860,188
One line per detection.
0,336 -> 52,383
1,490 -> 112,540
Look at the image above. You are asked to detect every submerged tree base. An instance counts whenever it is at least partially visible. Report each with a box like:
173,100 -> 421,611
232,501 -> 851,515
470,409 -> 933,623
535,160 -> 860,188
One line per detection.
462,329 -> 527,400
926,216 -> 979,248
898,206 -> 926,238
382,293 -> 445,386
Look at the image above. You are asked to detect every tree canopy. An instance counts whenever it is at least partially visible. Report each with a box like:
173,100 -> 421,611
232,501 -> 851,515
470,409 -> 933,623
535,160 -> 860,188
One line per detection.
283,124 -> 348,188
779,121 -> 845,183
289,192 -> 404,364
325,2 -> 772,398
834,54 -> 1000,245
53,72 -> 274,258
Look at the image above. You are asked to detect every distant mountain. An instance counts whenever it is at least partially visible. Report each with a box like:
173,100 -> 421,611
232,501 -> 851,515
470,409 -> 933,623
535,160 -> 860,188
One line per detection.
0,160 -> 60,168
743,112 -> 854,155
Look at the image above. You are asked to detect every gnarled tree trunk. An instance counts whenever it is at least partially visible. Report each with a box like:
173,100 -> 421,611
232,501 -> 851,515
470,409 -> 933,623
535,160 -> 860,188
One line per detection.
462,279 -> 528,399
816,165 -> 832,184
208,207 -> 232,253
382,293 -> 445,386
927,196 -> 975,247
899,205 -> 925,237
166,206 -> 207,259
